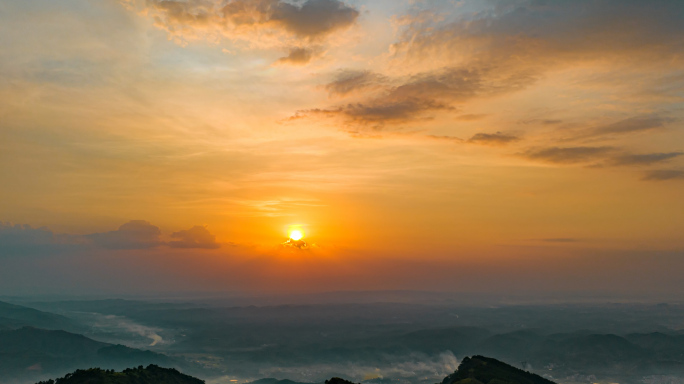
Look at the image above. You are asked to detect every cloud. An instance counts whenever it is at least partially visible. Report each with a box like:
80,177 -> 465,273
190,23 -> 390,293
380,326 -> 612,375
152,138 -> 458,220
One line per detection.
428,135 -> 464,143
391,1 -> 684,69
0,220 -> 224,256
87,220 -> 162,250
275,47 -> 318,66
520,146 -> 614,164
296,99 -> 452,127
296,0 -> 684,130
324,70 -> 387,97
468,132 -> 520,146
169,225 -> 221,249
297,66 -> 532,127
0,223 -> 68,257
428,132 -> 521,146
642,170 -> 684,181
578,116 -> 675,140
133,0 -> 359,46
265,0 -> 359,39
280,238 -> 309,250
609,152 -> 683,166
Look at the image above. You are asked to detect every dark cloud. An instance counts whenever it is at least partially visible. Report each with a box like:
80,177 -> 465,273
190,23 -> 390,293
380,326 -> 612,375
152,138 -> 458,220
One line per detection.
0,220 -> 224,256
275,47 -> 318,66
609,152 -> 683,166
169,226 -> 220,249
300,0 -> 684,131
87,220 -> 162,250
297,67 -> 533,127
267,0 -> 359,39
468,132 -> 521,146
585,116 -> 675,139
298,99 -> 453,126
642,169 -> 684,181
145,0 -> 359,41
0,223 -> 68,257
520,146 -> 614,164
394,1 -> 684,66
325,70 -> 386,97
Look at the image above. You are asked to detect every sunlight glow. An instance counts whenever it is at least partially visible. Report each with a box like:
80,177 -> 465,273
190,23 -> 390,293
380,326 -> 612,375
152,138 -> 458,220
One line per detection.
289,230 -> 303,241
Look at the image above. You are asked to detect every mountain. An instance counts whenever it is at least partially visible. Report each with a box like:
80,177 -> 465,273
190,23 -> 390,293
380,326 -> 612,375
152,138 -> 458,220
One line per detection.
35,364 -> 204,384
441,355 -> 555,384
0,301 -> 81,332
0,327 -> 177,383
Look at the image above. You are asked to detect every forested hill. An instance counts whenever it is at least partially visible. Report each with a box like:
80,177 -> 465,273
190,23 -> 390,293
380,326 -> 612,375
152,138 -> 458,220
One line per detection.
35,364 -> 204,384
442,355 -> 556,384
35,356 -> 554,384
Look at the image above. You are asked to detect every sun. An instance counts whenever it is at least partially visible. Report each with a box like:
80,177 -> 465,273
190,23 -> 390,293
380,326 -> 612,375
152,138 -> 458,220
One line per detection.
289,230 -> 303,241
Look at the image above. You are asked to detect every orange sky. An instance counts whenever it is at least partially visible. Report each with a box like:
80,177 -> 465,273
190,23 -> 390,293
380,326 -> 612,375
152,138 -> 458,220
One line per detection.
1,0 -> 683,296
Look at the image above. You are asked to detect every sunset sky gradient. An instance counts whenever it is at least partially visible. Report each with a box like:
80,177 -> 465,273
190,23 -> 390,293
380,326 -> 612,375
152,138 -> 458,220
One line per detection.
1,0 -> 683,297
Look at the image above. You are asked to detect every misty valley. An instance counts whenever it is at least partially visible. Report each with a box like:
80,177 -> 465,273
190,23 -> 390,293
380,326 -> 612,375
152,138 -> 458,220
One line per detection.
2,294 -> 684,384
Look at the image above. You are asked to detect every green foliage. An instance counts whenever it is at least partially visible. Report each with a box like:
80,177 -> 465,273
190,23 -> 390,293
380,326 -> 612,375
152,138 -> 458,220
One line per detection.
441,356 -> 556,384
35,364 -> 204,384
325,378 -> 359,384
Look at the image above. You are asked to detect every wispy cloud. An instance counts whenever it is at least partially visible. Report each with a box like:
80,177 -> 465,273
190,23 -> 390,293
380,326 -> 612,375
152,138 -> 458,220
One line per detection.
642,169 -> 684,181
324,70 -> 387,98
609,152 -> 683,167
519,146 -> 614,164
0,221 -> 223,256
570,116 -> 676,141
468,132 -> 521,146
296,67 -> 531,128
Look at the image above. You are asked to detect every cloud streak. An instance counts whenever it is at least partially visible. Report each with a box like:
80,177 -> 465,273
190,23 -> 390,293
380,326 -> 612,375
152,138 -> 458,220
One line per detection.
297,66 -> 533,128
520,146 -> 614,164
468,132 -> 520,146
609,152 -> 683,167
642,170 -> 684,181
0,221 -> 222,256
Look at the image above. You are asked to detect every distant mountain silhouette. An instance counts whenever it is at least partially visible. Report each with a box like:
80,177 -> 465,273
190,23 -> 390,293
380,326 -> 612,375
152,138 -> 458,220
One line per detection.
35,364 -> 203,384
0,301 -> 81,332
441,355 -> 556,384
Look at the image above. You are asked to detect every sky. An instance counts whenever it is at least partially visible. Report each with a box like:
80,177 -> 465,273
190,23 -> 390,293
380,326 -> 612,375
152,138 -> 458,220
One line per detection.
1,0 -> 684,297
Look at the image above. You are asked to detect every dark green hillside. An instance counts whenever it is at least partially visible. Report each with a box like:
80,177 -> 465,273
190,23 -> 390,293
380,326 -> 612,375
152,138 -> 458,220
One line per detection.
325,378 -> 358,384
442,355 -> 555,384
35,364 -> 203,384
